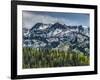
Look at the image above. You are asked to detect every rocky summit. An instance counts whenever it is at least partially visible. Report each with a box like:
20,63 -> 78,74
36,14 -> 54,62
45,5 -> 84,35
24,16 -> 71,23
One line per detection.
23,22 -> 90,55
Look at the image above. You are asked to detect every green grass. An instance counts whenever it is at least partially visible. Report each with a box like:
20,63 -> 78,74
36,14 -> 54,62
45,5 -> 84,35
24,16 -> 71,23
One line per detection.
23,48 -> 89,69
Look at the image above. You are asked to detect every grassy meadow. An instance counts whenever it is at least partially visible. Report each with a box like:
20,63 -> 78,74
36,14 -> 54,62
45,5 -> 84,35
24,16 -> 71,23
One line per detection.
23,47 -> 89,69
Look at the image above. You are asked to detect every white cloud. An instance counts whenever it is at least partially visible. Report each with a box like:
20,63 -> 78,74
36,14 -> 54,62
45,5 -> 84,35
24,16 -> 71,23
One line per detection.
22,11 -> 70,29
22,11 -> 88,29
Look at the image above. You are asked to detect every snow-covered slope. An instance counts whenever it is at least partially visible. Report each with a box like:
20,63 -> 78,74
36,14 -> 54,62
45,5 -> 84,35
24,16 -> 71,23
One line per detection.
23,22 -> 89,55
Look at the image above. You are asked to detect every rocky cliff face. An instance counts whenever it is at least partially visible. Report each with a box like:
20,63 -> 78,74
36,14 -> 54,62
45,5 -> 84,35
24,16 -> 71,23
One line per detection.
23,22 -> 89,55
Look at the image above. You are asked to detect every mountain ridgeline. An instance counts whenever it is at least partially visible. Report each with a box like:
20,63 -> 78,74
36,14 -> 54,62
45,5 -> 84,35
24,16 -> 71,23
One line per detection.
23,22 -> 90,55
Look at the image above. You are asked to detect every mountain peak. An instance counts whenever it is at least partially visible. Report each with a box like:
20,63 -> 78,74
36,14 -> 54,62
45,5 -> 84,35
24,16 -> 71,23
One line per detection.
23,22 -> 90,55
30,23 -> 43,31
50,22 -> 66,30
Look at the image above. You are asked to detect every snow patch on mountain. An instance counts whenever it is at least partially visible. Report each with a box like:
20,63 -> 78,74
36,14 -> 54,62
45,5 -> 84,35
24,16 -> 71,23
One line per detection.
22,22 -> 90,55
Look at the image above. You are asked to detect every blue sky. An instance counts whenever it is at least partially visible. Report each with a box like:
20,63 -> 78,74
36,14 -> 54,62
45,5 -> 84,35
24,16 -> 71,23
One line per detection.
22,11 -> 89,29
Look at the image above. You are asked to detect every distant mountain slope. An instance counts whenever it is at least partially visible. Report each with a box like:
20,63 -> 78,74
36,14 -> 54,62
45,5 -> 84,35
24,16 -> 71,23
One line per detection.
23,22 -> 89,55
